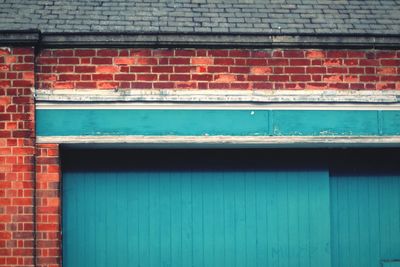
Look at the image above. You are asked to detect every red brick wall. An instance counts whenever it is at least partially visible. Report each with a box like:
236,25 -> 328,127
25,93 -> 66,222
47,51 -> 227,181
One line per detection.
35,144 -> 60,267
0,47 -> 35,266
1,46 -> 400,267
37,49 -> 400,91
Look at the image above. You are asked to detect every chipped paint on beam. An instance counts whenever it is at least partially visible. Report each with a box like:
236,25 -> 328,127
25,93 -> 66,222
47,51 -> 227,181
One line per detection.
36,135 -> 400,148
35,89 -> 400,103
36,102 -> 400,111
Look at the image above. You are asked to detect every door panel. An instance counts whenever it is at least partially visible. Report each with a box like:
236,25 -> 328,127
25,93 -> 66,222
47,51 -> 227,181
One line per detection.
330,173 -> 400,267
63,167 -> 331,267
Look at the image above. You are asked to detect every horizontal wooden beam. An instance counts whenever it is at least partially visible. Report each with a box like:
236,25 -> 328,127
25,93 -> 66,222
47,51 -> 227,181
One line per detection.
36,108 -> 400,137
37,135 -> 400,148
36,89 -> 400,104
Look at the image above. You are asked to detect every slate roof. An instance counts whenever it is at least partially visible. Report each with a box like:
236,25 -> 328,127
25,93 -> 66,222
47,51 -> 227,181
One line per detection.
0,0 -> 399,35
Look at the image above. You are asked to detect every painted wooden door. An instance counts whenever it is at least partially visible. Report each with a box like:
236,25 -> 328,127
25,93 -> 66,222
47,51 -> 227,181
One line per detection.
330,171 -> 400,267
63,164 -> 331,267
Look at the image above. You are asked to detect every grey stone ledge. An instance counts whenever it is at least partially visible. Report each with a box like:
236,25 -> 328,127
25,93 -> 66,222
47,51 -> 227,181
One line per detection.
2,30 -> 400,49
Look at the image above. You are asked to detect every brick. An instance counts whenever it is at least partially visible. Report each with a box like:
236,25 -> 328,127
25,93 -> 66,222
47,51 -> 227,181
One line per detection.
169,58 -> 190,65
343,59 -> 359,66
58,74 -> 80,81
306,50 -> 325,58
323,59 -> 342,66
92,74 -> 113,81
53,81 -> 74,89
269,75 -> 290,82
208,50 -> 229,57
230,67 -> 250,73
307,67 -> 326,74
191,74 -> 213,81
12,64 -> 33,71
95,66 -> 120,73
229,50 -> 250,57
137,74 -> 157,81
76,82 -> 97,89
130,66 -> 151,72
53,50 -> 74,57
153,82 -> 175,89
75,66 -> 96,73
131,82 -> 152,89
207,66 -> 229,73
329,83 -> 349,89
12,80 -> 33,87
377,82 -> 396,90
215,74 -> 237,82
152,50 -> 174,56
253,82 -> 273,89
130,50 -> 152,57
327,51 -> 348,58
327,67 -> 348,74
248,75 -> 269,81
360,59 -> 379,66
247,59 -> 267,66
289,74 -> 310,82
191,57 -> 213,65
283,50 -> 304,58
0,48 -> 11,55
114,57 -> 136,65
251,66 -> 272,74
343,76 -> 359,83
5,56 -> 17,64
152,66 -> 173,73
285,67 -> 305,74
97,49 -> 119,57
376,51 -> 396,58
175,50 -> 196,57
115,74 -> 136,81
137,58 -> 158,65
175,66 -> 196,73
208,83 -> 230,89
92,58 -> 113,64
58,57 -> 79,64
251,51 -> 270,58
75,49 -> 96,56
377,67 -> 396,75
380,59 -> 400,66
323,75 -> 343,82
381,76 -> 400,82
360,75 -> 379,82
268,59 -> 289,66
348,51 -> 365,58
54,65 -> 74,73
290,59 -> 310,66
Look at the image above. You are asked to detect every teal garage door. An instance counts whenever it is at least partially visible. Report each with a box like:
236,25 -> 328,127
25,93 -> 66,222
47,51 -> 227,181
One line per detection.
62,149 -> 400,267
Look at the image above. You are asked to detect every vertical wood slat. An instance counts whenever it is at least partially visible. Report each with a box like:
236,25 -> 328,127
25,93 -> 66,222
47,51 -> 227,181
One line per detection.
63,168 -> 331,267
330,173 -> 400,267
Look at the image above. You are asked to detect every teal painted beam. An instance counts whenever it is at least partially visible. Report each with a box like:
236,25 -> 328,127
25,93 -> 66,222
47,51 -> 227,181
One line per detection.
36,109 -> 400,137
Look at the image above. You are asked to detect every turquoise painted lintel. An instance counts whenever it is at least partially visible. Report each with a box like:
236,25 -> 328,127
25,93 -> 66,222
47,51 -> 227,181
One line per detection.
36,109 -> 400,137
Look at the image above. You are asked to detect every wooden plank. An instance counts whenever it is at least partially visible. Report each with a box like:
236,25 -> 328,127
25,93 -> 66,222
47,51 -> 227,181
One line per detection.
330,172 -> 400,267
62,156 -> 331,267
37,109 -> 400,138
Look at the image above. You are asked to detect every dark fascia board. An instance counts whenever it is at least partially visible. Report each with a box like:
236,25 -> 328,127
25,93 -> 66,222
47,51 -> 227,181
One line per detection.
0,30 -> 41,46
41,32 -> 400,49
1,30 -> 400,49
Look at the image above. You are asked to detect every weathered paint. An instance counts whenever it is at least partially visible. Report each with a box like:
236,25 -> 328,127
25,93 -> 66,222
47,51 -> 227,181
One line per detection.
37,109 -> 400,137
330,171 -> 400,267
35,89 -> 400,103
382,262 -> 400,267
36,136 -> 400,148
63,165 -> 331,267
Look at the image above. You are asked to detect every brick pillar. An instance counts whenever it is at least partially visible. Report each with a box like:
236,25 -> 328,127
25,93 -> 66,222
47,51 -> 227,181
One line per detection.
35,144 -> 61,267
0,47 -> 35,266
